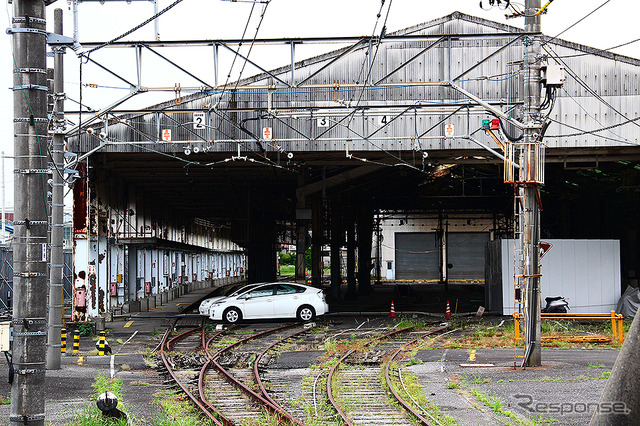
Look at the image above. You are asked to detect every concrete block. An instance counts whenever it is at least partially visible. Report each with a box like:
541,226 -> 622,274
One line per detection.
128,300 -> 141,313
95,317 -> 106,332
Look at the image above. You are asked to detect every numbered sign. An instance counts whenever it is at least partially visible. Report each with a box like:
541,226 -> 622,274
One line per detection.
444,123 -> 455,138
263,127 -> 273,141
317,117 -> 329,127
193,112 -> 205,130
378,115 -> 389,126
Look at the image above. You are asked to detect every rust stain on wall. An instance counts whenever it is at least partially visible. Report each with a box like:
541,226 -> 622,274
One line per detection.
98,288 -> 105,313
90,274 -> 97,308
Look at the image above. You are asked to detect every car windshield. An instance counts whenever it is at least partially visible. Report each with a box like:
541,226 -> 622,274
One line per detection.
228,284 -> 260,297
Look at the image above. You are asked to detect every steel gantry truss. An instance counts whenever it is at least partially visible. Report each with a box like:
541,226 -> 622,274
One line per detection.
64,29 -> 532,162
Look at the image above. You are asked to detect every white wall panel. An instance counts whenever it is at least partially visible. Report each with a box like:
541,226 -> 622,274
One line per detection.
502,239 -> 621,315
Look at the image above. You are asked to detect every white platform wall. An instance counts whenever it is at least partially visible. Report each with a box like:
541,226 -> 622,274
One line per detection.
501,239 -> 621,315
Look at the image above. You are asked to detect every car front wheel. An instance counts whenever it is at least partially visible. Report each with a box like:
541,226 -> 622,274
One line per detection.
297,305 -> 316,322
223,307 -> 242,324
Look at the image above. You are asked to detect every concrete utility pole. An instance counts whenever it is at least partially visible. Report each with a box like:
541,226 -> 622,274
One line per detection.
522,0 -> 543,367
11,0 -> 50,424
590,309 -> 640,425
46,8 -> 65,371
2,152 -> 5,242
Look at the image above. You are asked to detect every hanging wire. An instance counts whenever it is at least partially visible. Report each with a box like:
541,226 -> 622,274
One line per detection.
83,0 -> 186,56
212,0 -> 259,111
541,0 -> 612,47
542,44 -> 640,131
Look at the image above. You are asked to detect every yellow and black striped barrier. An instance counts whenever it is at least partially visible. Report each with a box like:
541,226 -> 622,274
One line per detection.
98,331 -> 106,356
60,328 -> 66,354
73,329 -> 80,355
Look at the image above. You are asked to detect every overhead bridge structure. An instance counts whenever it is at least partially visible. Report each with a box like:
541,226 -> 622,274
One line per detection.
66,12 -> 640,318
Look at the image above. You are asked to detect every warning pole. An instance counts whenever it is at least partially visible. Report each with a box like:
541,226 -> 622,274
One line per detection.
11,0 -> 50,424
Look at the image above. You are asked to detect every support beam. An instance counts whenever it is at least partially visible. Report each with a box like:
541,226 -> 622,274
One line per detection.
345,212 -> 357,299
357,208 -> 373,295
330,199 -> 342,301
246,210 -> 276,283
311,197 -> 322,287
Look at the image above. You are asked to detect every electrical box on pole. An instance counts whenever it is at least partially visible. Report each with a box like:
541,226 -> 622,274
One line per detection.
541,64 -> 565,87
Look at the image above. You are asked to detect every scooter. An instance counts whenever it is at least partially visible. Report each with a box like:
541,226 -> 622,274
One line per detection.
542,296 -> 569,313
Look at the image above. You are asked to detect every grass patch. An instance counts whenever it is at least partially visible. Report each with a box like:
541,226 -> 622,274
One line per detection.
439,318 -> 625,349
469,388 -> 519,421
0,395 -> 9,405
387,363 -> 458,425
69,375 -> 129,426
153,389 -> 210,426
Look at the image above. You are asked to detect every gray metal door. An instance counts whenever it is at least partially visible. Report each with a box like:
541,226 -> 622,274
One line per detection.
395,233 -> 439,280
447,232 -> 490,281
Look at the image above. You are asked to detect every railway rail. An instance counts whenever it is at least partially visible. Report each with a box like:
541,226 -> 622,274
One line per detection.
159,317 -> 450,425
326,324 -> 448,426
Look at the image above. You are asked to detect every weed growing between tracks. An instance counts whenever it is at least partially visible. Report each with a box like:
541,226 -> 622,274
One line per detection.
386,359 -> 458,425
152,389 -> 211,426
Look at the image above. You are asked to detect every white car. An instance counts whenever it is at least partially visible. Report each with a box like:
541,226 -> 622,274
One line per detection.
199,282 -> 329,323
198,283 -> 259,316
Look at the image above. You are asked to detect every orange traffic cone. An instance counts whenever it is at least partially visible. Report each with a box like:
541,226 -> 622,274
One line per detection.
445,300 -> 451,317
390,301 -> 396,318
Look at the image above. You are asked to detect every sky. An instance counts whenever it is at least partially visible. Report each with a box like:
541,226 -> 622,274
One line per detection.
1,0 -> 638,208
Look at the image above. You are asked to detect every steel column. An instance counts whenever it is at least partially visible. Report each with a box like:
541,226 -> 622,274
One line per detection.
522,0 -> 543,368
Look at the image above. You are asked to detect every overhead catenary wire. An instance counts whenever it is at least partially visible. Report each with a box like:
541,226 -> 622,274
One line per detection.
541,0 -> 612,47
542,44 -> 640,132
346,0 -> 394,122
212,0 -> 259,111
83,0 -> 186,56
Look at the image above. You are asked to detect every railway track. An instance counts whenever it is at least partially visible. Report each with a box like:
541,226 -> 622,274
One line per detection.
159,317 -> 449,425
160,320 -> 314,425
326,324 -> 448,426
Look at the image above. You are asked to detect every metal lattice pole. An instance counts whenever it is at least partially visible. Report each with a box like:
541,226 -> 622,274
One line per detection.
10,0 -> 49,424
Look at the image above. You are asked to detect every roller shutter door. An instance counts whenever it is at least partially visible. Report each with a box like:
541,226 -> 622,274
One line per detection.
395,233 -> 439,280
447,232 -> 490,280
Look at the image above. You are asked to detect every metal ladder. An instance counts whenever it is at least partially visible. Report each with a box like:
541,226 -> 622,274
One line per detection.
512,184 -> 526,368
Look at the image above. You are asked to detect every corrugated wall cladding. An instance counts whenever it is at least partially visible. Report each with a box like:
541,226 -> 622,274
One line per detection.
68,13 -> 640,155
